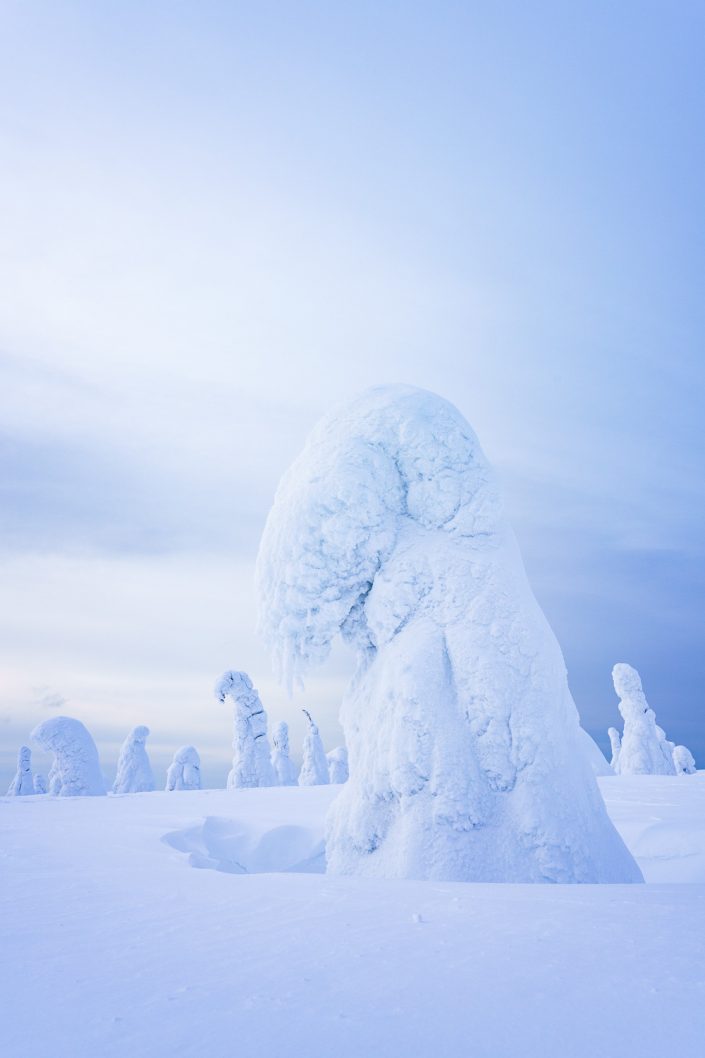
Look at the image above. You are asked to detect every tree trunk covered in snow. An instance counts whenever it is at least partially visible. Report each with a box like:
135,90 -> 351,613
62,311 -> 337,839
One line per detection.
215,671 -> 276,788
612,664 -> 676,776
255,385 -> 642,883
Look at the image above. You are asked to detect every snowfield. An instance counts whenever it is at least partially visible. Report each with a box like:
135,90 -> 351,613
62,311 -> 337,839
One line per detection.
2,776 -> 705,1058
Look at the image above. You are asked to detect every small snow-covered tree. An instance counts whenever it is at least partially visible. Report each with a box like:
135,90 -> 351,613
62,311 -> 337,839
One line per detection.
612,664 -> 676,776
607,727 -> 621,769
30,716 -> 105,796
672,745 -> 696,775
270,721 -> 297,786
215,670 -> 276,788
7,745 -> 33,795
256,385 -> 642,882
113,725 -> 155,794
298,710 -> 329,786
327,745 -> 349,784
33,773 -> 47,794
165,746 -> 201,791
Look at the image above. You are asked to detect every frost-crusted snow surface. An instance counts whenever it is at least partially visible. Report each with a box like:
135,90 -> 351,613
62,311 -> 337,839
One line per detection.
613,664 -> 676,776
1,777 -> 704,1058
256,385 -> 641,882
30,716 -> 105,796
113,726 -> 155,794
216,670 -> 276,788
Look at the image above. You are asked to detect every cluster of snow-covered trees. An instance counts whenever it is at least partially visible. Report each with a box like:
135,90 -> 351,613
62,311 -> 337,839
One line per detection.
607,663 -> 697,776
6,677 -> 349,797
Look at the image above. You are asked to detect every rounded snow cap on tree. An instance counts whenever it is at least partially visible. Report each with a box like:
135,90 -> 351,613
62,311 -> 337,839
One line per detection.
129,725 -> 150,743
215,670 -> 254,702
175,745 -> 199,765
672,745 -> 696,774
612,663 -> 644,704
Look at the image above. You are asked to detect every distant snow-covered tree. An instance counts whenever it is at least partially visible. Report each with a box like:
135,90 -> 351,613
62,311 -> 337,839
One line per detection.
672,745 -> 696,775
215,670 -> 276,788
327,745 -> 349,784
30,716 -> 105,796
612,664 -> 676,776
7,746 -> 33,796
33,773 -> 47,795
607,727 -> 622,770
270,721 -> 297,786
113,725 -> 155,794
165,746 -> 201,791
298,710 -> 329,786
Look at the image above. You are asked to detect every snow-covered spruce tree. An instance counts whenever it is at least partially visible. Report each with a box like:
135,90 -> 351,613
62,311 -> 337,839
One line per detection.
612,664 -> 676,776
215,671 -> 276,788
256,384 -> 642,883
165,746 -> 201,791
607,727 -> 622,770
327,746 -> 349,784
270,721 -> 297,786
33,773 -> 47,795
113,725 -> 155,794
7,745 -> 33,795
672,745 -> 696,775
299,709 -> 329,786
30,716 -> 105,796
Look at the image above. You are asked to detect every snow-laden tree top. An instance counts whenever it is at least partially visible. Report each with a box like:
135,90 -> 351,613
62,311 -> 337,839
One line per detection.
30,716 -> 105,797
256,384 -> 502,690
215,670 -> 276,788
612,663 -> 676,776
256,385 -> 642,883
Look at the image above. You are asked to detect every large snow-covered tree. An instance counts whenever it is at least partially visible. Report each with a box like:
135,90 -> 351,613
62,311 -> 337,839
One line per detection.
215,670 -> 276,788
113,726 -> 155,794
30,716 -> 105,796
7,745 -> 33,796
165,746 -> 201,791
327,746 -> 349,784
256,384 -> 642,883
298,710 -> 329,786
612,664 -> 676,776
270,721 -> 297,786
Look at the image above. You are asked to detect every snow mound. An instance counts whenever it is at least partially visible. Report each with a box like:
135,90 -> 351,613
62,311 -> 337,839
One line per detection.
256,385 -> 642,883
163,817 -> 325,874
30,716 -> 105,796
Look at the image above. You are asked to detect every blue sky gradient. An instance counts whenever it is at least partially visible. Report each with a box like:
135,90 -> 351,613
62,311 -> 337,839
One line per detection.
1,2 -> 704,786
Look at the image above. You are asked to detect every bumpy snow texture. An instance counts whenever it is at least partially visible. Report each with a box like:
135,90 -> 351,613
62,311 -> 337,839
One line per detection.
7,746 -> 33,796
612,664 -> 676,776
256,384 -> 642,883
113,726 -> 155,794
33,774 -> 47,794
672,745 -> 696,775
165,746 -> 201,791
271,721 -> 297,786
30,716 -> 105,796
216,671 -> 276,788
608,727 -> 622,769
299,710 -> 329,786
327,746 -> 350,784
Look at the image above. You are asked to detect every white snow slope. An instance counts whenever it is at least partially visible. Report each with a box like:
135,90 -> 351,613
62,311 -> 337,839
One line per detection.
1,775 -> 704,1058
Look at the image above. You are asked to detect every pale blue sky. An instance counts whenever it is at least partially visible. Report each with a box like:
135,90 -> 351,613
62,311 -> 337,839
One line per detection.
1,1 -> 704,787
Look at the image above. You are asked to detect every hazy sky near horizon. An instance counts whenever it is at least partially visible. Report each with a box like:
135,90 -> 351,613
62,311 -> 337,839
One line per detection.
1,1 -> 704,787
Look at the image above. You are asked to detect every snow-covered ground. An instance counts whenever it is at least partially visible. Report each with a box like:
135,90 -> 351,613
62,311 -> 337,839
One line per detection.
2,776 -> 704,1058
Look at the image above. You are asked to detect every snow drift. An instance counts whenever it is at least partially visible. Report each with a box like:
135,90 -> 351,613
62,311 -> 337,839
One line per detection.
30,716 -> 105,797
256,385 -> 642,883
113,726 -> 155,794
612,664 -> 676,776
215,671 -> 276,788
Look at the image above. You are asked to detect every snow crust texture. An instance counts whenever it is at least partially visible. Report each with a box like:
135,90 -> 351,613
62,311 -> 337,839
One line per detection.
612,664 -> 676,776
298,710 -> 329,786
327,746 -> 350,784
256,385 -> 642,883
113,726 -> 155,794
166,746 -> 202,791
271,721 -> 297,786
30,716 -> 105,797
7,746 -> 33,796
216,671 -> 276,788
